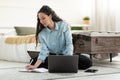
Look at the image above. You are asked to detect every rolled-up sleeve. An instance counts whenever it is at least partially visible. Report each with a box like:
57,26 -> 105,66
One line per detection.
38,34 -> 49,62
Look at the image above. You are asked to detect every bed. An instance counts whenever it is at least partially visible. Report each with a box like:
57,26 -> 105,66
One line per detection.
0,27 -> 40,62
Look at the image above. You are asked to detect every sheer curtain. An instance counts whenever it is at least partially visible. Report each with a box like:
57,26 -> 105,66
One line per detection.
91,0 -> 116,31
115,0 -> 120,31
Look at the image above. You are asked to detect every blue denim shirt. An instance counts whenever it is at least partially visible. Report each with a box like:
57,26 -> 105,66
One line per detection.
38,21 -> 73,62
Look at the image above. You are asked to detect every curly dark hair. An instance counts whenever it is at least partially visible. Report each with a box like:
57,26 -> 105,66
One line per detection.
35,5 -> 63,47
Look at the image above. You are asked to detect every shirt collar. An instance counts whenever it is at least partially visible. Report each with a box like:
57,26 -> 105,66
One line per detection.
45,22 -> 59,33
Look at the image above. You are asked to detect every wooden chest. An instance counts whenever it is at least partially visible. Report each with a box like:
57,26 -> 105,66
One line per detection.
72,31 -> 120,61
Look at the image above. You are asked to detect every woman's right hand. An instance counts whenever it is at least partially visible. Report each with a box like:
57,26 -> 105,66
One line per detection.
25,60 -> 42,70
25,64 -> 37,70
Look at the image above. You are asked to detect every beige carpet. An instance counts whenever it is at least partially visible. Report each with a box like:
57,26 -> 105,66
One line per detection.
0,61 -> 120,80
0,66 -> 120,80
0,55 -> 120,80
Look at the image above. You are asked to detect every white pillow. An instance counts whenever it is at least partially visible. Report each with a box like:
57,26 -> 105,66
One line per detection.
0,29 -> 17,36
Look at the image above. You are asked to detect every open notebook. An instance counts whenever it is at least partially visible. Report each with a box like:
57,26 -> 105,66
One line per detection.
19,68 -> 48,73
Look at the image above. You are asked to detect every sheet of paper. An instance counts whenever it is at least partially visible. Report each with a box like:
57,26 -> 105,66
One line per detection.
19,68 -> 48,73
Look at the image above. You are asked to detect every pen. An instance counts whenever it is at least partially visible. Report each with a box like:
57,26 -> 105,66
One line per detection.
29,59 -> 33,64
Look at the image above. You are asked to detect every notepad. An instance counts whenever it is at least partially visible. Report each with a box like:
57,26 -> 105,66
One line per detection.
19,68 -> 48,73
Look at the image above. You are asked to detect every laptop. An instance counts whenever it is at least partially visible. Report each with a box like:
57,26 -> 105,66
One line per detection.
27,51 -> 39,58
48,55 -> 78,73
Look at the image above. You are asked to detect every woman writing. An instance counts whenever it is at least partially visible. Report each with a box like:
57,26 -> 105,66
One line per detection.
26,5 -> 92,70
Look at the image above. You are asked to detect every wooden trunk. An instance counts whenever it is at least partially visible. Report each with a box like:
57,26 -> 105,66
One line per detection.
72,32 -> 120,54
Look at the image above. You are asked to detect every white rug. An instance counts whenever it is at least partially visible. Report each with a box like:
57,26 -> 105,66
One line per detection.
0,60 -> 26,68
0,58 -> 120,80
93,55 -> 120,69
0,66 -> 120,80
55,73 -> 120,80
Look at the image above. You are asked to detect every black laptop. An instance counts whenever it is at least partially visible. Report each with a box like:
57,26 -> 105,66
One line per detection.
48,55 -> 78,73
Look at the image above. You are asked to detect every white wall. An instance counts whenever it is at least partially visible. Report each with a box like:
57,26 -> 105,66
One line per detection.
0,0 -> 41,27
0,0 -> 90,27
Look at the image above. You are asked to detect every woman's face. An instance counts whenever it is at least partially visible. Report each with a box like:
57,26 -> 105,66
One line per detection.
38,12 -> 52,27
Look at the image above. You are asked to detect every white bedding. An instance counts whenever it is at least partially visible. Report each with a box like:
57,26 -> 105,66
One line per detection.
0,28 -> 40,62
0,36 -> 40,62
0,28 -> 17,36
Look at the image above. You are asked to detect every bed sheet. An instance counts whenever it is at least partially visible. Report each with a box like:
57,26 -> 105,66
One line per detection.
0,36 -> 40,62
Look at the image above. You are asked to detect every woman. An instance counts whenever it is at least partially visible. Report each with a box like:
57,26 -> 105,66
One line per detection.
26,5 -> 92,70
26,5 -> 73,70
